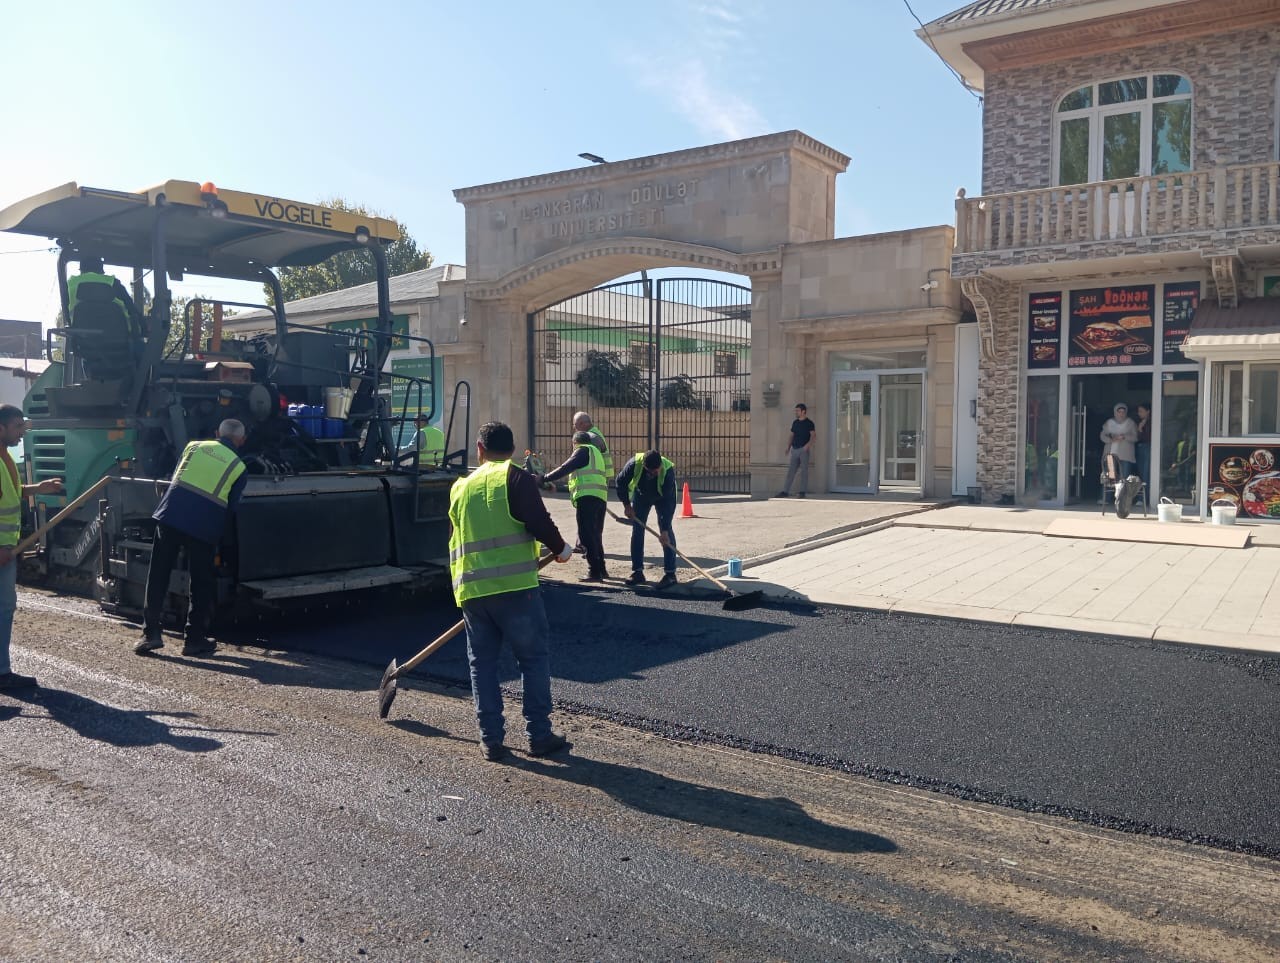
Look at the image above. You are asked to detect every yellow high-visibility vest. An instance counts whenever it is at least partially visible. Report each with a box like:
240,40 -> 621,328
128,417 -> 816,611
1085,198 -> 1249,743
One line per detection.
448,460 -> 539,605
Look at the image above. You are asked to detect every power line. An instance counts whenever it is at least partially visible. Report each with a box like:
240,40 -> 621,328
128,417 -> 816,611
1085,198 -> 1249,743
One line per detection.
0,246 -> 56,256
903,0 -> 983,101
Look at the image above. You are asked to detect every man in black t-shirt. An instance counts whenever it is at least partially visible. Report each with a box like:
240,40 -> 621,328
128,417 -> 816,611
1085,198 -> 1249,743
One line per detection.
777,403 -> 815,498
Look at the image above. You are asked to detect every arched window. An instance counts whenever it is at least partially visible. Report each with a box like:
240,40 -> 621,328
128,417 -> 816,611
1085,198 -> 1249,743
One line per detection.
1054,74 -> 1192,186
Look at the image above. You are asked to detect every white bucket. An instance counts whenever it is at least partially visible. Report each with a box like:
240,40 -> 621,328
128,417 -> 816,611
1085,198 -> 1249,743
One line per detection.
1210,499 -> 1238,526
324,386 -> 353,419
1157,497 -> 1183,524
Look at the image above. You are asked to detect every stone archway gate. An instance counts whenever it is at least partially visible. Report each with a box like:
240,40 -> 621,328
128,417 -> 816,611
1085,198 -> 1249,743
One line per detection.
451,131 -> 851,497
529,276 -> 752,493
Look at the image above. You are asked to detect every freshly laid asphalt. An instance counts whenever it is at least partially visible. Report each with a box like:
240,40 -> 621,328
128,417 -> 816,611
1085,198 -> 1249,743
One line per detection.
245,582 -> 1280,861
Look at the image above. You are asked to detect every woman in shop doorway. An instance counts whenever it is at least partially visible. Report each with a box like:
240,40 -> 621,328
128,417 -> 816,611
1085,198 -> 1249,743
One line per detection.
1135,402 -> 1152,488
1100,402 -> 1138,481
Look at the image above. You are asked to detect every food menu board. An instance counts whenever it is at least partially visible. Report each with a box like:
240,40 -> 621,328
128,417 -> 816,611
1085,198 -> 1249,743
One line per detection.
1206,443 -> 1280,519
1067,285 -> 1156,367
1027,292 -> 1062,369
1162,282 -> 1199,365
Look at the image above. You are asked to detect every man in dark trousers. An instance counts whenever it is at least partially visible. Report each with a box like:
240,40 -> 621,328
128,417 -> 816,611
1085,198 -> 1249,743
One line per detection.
539,431 -> 609,581
0,405 -> 64,690
135,419 -> 248,658
571,411 -> 612,554
615,449 -> 678,590
450,421 -> 573,761
777,402 -> 816,498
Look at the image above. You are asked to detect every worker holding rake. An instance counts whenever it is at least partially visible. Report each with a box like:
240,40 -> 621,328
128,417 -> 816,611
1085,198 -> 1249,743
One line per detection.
616,450 -> 679,590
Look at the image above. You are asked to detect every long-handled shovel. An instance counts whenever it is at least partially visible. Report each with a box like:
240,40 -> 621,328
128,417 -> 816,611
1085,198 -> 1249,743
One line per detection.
606,506 -> 763,612
378,552 -> 558,720
15,474 -> 112,555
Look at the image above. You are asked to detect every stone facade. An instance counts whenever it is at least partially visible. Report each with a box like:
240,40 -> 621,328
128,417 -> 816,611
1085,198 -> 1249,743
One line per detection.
771,228 -> 964,497
960,275 -> 1020,500
455,131 -> 849,292
946,6 -> 1280,507
981,23 -> 1280,195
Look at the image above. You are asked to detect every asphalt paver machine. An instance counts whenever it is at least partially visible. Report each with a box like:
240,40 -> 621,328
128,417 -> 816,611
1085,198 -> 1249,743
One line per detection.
0,180 -> 461,621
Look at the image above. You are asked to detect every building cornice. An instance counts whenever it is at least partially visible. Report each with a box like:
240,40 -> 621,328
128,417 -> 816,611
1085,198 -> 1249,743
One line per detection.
919,0 -> 1269,90
963,0 -> 1280,74
778,306 -> 964,334
453,131 -> 849,204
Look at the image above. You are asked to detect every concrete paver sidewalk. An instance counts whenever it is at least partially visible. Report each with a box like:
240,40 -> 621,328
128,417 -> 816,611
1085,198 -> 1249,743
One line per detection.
537,490 -> 1280,656
737,505 -> 1280,656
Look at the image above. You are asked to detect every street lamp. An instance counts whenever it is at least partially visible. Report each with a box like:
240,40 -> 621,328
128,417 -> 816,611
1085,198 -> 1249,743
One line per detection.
578,152 -> 606,164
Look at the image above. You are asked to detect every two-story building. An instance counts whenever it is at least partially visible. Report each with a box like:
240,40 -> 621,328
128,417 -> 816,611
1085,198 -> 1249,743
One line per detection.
923,0 -> 1280,519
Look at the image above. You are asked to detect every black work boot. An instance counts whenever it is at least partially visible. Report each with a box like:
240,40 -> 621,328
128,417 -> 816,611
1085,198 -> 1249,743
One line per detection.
181,638 -> 217,657
529,733 -> 570,757
134,630 -> 163,655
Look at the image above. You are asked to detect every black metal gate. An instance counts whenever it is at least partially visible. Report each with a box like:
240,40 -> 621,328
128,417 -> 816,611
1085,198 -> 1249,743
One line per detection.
528,276 -> 751,493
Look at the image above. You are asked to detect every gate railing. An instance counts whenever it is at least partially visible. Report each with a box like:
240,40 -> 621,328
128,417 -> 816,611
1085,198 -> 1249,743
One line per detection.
528,276 -> 752,493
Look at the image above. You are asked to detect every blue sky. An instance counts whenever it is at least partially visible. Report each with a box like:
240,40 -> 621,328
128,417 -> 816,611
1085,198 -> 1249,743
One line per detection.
0,0 -> 981,323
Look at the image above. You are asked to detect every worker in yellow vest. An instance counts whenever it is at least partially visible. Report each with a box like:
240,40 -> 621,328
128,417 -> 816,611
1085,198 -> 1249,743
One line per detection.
449,421 -> 573,762
572,411 -> 612,553
539,431 -> 609,581
413,414 -> 447,468
616,449 -> 679,590
136,420 -> 248,658
67,255 -> 140,337
0,404 -> 64,690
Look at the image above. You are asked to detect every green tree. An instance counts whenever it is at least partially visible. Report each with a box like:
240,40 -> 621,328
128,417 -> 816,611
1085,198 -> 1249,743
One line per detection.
575,350 -> 649,408
660,374 -> 700,409
265,197 -> 432,306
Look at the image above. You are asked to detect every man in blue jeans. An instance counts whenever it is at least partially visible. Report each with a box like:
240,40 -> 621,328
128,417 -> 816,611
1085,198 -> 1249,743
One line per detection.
0,405 -> 64,689
449,421 -> 573,761
615,449 -> 678,590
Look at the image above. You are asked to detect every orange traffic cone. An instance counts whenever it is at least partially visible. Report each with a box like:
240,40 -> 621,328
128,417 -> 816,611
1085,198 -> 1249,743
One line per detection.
680,482 -> 695,518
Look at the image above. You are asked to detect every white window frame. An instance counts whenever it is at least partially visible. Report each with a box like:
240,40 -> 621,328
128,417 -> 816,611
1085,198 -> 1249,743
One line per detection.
1052,72 -> 1193,186
629,340 -> 654,370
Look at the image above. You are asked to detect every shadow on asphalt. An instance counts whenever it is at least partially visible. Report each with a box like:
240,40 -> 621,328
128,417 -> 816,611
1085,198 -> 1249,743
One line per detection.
521,753 -> 897,855
218,583 -> 809,689
3,686 -> 271,752
386,718 -> 474,748
149,646 -> 385,692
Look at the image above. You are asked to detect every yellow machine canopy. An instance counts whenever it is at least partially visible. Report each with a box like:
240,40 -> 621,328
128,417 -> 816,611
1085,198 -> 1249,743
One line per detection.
0,180 -> 401,281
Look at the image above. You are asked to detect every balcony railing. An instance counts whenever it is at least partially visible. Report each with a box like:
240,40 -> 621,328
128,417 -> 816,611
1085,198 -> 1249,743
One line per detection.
954,161 -> 1280,255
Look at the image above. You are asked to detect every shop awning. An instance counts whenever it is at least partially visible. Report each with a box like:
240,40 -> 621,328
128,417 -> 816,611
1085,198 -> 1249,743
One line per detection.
1182,299 -> 1280,358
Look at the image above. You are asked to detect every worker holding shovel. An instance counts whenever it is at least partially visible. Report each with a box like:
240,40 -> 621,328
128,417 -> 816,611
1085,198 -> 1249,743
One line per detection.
0,404 -> 64,690
450,421 -> 573,762
615,450 -> 678,590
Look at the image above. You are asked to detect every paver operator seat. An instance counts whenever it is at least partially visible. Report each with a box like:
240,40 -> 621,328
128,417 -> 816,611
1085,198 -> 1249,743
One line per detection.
67,257 -> 141,382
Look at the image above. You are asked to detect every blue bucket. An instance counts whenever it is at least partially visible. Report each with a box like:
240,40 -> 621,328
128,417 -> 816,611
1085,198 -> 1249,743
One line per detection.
727,558 -> 742,578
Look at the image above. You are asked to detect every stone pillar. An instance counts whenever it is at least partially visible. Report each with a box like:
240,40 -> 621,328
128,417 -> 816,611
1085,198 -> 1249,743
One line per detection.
961,275 -> 1020,502
747,270 -> 797,498
459,296 -> 531,445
